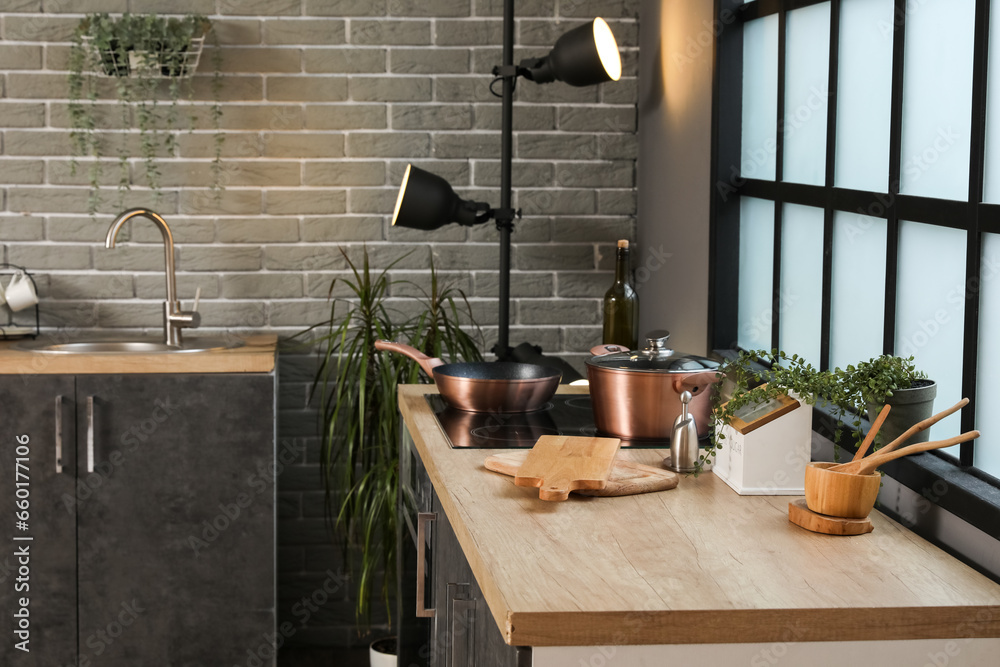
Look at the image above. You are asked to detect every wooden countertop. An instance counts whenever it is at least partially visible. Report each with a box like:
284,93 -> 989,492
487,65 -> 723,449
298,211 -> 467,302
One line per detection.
0,334 -> 277,374
399,384 -> 1000,647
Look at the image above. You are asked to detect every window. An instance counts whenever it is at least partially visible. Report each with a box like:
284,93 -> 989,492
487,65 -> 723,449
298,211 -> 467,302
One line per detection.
711,0 -> 1000,485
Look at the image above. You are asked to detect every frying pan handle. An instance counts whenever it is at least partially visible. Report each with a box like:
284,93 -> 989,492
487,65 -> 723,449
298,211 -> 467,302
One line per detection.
589,344 -> 630,356
374,340 -> 443,378
672,371 -> 723,396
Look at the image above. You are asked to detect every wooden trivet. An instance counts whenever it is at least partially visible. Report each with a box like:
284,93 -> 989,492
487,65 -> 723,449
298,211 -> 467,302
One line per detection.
788,498 -> 874,536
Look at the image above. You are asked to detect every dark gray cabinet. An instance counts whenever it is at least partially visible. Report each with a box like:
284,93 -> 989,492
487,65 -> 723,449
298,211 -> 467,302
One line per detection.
0,375 -> 77,666
398,428 -> 526,667
0,373 -> 276,666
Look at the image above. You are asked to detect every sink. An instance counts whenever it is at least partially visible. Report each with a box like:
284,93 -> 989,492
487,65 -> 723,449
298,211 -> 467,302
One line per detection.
16,337 -> 244,354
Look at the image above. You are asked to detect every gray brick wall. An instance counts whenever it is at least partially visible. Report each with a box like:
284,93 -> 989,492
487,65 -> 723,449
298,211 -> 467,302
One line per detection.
0,0 -> 638,649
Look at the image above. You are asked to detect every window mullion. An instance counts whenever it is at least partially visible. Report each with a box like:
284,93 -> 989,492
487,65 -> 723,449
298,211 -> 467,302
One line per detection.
771,8 -> 788,352
962,0 -> 991,467
820,0 -> 841,371
884,0 -> 907,356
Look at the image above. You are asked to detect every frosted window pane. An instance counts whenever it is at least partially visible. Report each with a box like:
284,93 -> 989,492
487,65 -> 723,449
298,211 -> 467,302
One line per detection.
895,221 -> 967,451
778,204 -> 824,367
983,0 -> 1000,202
975,234 -> 1000,476
738,197 -> 775,351
830,212 -> 887,368
741,16 -> 779,181
783,2 -> 831,186
835,0 -> 894,192
899,0 -> 975,201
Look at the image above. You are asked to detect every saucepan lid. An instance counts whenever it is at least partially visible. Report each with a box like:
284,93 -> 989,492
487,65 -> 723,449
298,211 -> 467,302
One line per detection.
585,330 -> 721,374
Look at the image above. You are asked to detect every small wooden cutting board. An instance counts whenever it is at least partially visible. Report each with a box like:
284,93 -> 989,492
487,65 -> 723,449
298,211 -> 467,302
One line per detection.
512,435 -> 622,501
491,447 -> 678,499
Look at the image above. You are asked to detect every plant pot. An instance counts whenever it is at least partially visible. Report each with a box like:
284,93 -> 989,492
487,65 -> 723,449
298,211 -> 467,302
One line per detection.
96,38 -> 130,76
867,379 -> 937,448
369,637 -> 397,667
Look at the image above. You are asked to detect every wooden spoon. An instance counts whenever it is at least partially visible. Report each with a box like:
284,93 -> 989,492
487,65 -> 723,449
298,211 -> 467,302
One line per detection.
832,430 -> 980,476
851,404 -> 891,462
870,397 -> 969,459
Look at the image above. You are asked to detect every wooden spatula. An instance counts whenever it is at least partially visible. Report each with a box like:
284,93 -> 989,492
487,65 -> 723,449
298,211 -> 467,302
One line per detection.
869,398 -> 969,459
514,435 -> 621,501
852,404 -> 891,462
832,430 -> 980,475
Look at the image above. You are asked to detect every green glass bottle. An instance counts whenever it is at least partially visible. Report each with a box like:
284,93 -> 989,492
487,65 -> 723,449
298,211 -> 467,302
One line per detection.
603,239 -> 639,349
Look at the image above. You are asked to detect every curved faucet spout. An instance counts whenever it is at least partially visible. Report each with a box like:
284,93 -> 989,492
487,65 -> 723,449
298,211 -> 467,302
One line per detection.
105,208 -> 195,346
106,207 -> 177,306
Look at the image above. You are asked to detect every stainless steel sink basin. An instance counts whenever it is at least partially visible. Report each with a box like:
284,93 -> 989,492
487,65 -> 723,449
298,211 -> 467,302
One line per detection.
16,337 -> 244,354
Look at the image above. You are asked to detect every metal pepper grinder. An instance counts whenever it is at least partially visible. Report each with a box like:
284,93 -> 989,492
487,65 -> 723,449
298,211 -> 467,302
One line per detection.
667,391 -> 700,473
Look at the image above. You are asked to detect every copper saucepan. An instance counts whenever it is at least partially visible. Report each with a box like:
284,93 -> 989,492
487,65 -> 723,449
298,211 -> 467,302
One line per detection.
586,331 -> 722,440
375,340 -> 561,413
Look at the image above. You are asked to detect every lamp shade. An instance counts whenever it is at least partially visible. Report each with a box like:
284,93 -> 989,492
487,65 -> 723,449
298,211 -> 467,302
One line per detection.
521,18 -> 621,87
391,164 -> 487,229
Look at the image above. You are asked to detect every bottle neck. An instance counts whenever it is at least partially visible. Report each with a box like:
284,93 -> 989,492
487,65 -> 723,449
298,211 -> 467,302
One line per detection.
614,247 -> 630,284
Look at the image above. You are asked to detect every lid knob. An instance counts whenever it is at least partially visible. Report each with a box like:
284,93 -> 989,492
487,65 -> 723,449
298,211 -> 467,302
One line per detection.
644,330 -> 671,352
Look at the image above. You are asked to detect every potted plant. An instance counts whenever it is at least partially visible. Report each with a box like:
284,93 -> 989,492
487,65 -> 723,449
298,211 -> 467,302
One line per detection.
67,13 -> 224,213
297,247 -> 482,662
840,354 -> 936,448
705,351 -> 934,473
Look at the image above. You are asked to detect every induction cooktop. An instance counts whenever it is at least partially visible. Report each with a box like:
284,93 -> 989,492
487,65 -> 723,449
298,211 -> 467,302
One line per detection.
425,394 -> 669,449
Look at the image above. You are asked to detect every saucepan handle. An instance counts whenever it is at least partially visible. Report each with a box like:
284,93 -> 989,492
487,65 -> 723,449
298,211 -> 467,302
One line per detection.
672,371 -> 723,396
589,344 -> 629,356
374,340 -> 444,378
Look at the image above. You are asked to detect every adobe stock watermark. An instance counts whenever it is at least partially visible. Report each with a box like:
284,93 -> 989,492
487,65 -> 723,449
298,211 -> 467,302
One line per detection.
235,567 -> 350,667
60,397 -> 177,514
672,7 -> 739,73
739,286 -> 800,347
633,244 -> 672,287
186,439 -> 306,556
54,599 -> 147,667
897,251 -> 1000,357
717,86 -> 831,202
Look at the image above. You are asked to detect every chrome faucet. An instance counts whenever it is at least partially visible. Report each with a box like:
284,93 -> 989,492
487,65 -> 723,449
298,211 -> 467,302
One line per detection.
106,208 -> 200,347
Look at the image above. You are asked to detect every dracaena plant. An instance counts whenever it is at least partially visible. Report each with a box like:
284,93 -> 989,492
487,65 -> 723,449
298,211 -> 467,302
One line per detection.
297,246 -> 482,626
67,12 -> 224,214
703,350 -> 927,472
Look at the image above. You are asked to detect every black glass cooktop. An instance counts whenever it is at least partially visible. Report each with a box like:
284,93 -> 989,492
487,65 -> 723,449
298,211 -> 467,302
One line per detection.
425,394 -> 668,449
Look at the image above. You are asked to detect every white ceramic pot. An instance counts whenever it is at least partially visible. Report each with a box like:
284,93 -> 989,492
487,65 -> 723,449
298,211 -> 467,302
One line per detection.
369,637 -> 397,667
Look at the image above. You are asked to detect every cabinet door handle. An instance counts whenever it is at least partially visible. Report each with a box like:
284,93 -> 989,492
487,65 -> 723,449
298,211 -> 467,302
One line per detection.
451,593 -> 476,667
86,396 -> 95,474
54,395 -> 64,474
416,512 -> 436,618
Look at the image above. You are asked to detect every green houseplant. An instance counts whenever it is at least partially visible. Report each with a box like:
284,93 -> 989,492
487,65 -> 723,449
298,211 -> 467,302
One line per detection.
300,247 -> 482,628
704,350 -> 932,471
68,13 -> 224,213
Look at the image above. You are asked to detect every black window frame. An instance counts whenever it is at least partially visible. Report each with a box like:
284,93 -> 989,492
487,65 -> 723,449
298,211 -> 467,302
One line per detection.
710,0 -> 1000,570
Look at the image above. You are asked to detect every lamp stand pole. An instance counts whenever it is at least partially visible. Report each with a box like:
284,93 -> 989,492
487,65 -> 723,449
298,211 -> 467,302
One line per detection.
492,0 -> 517,361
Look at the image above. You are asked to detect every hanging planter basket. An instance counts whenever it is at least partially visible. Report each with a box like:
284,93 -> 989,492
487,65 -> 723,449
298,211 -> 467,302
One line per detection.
81,34 -> 205,78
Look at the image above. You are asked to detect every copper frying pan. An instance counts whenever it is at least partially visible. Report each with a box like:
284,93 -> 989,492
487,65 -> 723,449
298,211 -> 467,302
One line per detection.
375,340 -> 561,413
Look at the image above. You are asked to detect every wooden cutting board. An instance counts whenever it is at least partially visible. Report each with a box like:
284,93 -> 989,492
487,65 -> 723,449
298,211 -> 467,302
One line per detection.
512,435 -> 622,501
488,449 -> 678,499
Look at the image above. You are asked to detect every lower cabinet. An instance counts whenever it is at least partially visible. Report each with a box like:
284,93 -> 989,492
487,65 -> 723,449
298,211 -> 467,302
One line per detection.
0,373 -> 276,666
398,428 -> 527,667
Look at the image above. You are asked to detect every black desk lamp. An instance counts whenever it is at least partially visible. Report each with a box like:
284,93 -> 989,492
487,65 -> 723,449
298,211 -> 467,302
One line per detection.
392,9 -> 622,365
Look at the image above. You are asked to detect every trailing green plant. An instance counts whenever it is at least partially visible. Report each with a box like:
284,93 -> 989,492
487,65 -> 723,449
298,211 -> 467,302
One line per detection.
297,247 -> 482,625
68,13 -> 224,214
703,350 -> 927,472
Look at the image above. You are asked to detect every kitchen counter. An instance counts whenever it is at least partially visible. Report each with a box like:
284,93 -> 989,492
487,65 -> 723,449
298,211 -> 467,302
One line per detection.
0,334 -> 277,374
399,384 -> 1000,650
